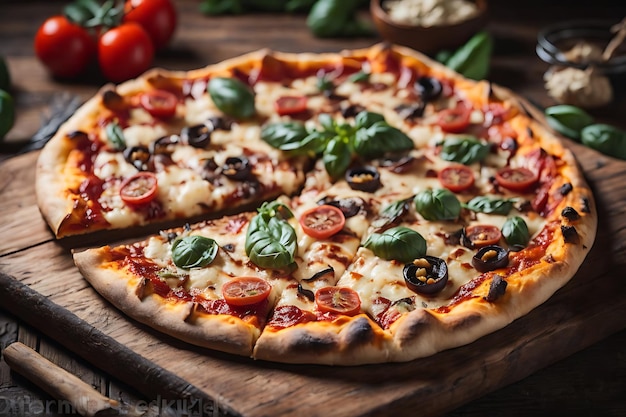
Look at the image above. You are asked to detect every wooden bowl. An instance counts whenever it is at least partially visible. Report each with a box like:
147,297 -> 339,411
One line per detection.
370,0 -> 489,55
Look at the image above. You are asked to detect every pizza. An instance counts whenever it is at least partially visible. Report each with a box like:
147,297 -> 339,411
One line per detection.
37,43 -> 597,365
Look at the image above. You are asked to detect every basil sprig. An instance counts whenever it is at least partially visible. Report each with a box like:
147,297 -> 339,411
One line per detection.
502,216 -> 530,249
414,188 -> 461,221
581,124 -> 626,161
208,77 -> 256,119
439,136 -> 489,165
261,110 -> 413,179
545,105 -> 594,140
105,121 -> 126,150
363,226 -> 426,263
464,196 -> 515,215
171,236 -> 218,269
245,201 -> 298,270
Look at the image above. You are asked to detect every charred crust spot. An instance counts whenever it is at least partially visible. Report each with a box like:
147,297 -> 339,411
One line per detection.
484,275 -> 507,302
581,197 -> 591,213
561,225 -> 580,244
559,182 -> 573,196
526,126 -> 534,138
289,332 -> 337,353
341,317 -> 374,347
395,310 -> 435,344
561,206 -> 581,221
101,89 -> 127,111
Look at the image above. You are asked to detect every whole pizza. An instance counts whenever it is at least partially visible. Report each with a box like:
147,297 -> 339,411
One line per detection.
36,43 -> 597,365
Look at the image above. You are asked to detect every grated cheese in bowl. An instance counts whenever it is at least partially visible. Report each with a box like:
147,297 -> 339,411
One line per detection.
384,0 -> 479,27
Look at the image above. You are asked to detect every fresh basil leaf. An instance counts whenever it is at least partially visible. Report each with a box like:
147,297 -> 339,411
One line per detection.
207,77 -> 255,119
502,216 -> 530,249
354,111 -> 385,129
545,105 -> 594,140
323,136 -> 352,180
245,213 -> 297,270
261,122 -> 317,154
414,188 -> 461,221
439,136 -> 489,165
171,236 -> 218,269
363,226 -> 426,263
580,123 -> 626,160
354,121 -> 414,159
316,75 -> 334,92
348,71 -> 370,83
464,196 -> 515,215
105,121 -> 126,150
445,30 -> 493,80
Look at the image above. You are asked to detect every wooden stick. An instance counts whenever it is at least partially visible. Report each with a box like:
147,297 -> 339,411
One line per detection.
3,342 -> 122,417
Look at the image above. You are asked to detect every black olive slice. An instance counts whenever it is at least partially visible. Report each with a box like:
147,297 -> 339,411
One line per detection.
484,274 -> 507,302
471,245 -> 509,273
341,104 -> 366,119
207,116 -> 232,131
302,266 -> 335,282
150,134 -> 179,155
123,145 -> 151,171
297,283 -> 315,301
394,103 -> 425,120
101,89 -> 127,111
317,196 -> 366,218
181,123 -> 212,148
415,76 -> 442,102
561,225 -> 580,244
67,130 -> 89,141
379,154 -> 416,173
200,158 -> 220,182
403,256 -> 449,295
561,206 -> 581,221
222,156 -> 252,180
345,166 -> 381,192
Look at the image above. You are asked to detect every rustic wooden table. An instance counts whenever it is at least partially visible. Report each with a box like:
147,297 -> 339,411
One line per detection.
1,1 -> 626,416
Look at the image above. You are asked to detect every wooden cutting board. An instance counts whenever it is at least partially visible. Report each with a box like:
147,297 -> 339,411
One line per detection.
1,142 -> 626,417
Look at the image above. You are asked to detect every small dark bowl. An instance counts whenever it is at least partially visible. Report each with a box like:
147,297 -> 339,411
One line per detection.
370,0 -> 488,55
536,19 -> 626,76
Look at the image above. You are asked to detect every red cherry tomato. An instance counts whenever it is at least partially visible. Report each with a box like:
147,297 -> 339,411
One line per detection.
123,0 -> 177,50
438,165 -> 475,192
98,22 -> 154,83
222,277 -> 271,306
274,95 -> 308,116
299,205 -> 346,239
496,167 -> 538,192
464,225 -> 502,248
139,90 -> 178,119
315,287 -> 361,316
34,16 -> 96,78
119,172 -> 158,205
436,102 -> 472,133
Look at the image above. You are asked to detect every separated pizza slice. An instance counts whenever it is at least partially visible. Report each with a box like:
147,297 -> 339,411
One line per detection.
37,65 -> 309,239
73,210 -> 282,356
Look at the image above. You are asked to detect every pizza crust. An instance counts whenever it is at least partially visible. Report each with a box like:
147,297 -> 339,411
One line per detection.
73,247 -> 259,356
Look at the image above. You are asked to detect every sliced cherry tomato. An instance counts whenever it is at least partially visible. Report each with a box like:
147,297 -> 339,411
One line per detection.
299,205 -> 346,239
496,167 -> 538,192
222,277 -> 271,306
438,165 -> 475,192
274,95 -> 308,116
139,90 -> 178,119
119,172 -> 158,205
34,15 -> 96,78
436,102 -> 472,133
315,286 -> 361,316
124,0 -> 177,50
98,22 -> 154,83
464,225 -> 502,248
